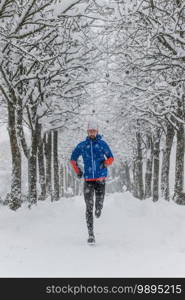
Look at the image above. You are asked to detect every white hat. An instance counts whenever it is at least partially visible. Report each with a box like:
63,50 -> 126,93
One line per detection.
87,119 -> 98,130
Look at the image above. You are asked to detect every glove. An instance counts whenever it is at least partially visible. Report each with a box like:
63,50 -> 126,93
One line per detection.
77,168 -> 83,178
100,160 -> 107,169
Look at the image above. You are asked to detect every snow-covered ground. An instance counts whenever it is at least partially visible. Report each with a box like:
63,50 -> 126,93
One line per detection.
0,192 -> 185,278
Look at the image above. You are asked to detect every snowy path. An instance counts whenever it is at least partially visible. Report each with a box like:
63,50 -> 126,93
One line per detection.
0,192 -> 185,277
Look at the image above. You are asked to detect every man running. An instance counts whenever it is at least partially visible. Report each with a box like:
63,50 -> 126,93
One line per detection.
70,120 -> 114,244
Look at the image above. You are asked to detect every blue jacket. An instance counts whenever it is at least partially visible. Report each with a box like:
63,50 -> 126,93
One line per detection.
70,134 -> 114,180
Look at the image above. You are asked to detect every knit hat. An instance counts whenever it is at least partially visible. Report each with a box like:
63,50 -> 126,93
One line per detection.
87,119 -> 98,130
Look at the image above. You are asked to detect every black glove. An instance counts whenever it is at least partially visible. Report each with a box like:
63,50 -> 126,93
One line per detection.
77,168 -> 83,178
100,160 -> 106,169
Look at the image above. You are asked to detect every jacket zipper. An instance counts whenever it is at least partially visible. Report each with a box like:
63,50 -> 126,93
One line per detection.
90,140 -> 94,178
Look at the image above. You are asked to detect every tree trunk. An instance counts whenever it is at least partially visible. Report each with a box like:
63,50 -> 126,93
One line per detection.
60,163 -> 64,197
65,165 -> 68,192
124,161 -> 131,192
132,160 -> 137,197
145,135 -> 153,198
76,177 -> 80,195
161,123 -> 175,200
38,124 -> 46,200
8,102 -> 22,210
174,123 -> 185,196
53,130 -> 59,201
133,131 -> 144,199
152,129 -> 161,202
28,122 -> 39,205
68,171 -> 72,189
44,131 -> 52,196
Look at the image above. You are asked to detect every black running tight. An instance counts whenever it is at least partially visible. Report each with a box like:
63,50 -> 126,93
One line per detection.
83,180 -> 105,235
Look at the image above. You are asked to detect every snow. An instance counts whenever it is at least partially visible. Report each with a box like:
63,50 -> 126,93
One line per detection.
0,192 -> 185,277
1,0 -> 185,279
52,0 -> 86,17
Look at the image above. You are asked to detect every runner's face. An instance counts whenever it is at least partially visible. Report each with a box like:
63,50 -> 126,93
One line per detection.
87,129 -> 98,139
